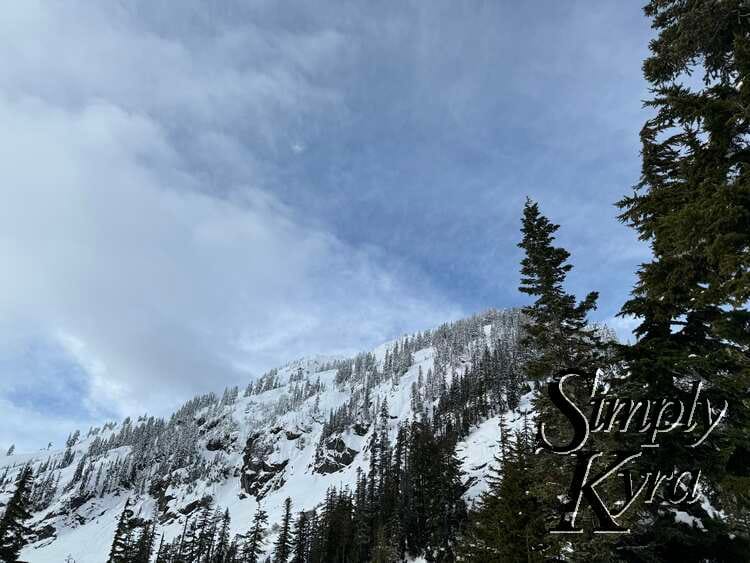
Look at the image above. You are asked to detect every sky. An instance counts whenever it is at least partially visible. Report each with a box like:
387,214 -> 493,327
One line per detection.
0,1 -> 654,451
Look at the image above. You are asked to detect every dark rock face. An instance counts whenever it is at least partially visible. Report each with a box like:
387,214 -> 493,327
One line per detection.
352,423 -> 370,436
149,478 -> 175,518
34,524 -> 56,542
206,434 -> 235,452
179,496 -> 213,516
67,493 -> 94,512
240,432 -> 288,499
313,437 -> 358,474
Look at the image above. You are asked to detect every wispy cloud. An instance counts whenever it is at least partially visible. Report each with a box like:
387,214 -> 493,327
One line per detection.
0,2 -> 462,449
0,1 -> 654,450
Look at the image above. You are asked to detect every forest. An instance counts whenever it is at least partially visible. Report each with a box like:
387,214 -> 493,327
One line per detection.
1,1 -> 749,561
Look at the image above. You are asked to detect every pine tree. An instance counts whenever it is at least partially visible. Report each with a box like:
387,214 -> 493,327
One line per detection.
518,198 -> 601,379
403,419 -> 466,561
195,502 -> 217,561
613,1 -> 750,559
132,521 -> 156,563
289,511 -> 308,563
370,525 -> 396,563
155,534 -> 170,563
213,509 -> 231,563
244,503 -> 268,563
458,420 -> 545,562
107,498 -> 134,563
0,466 -> 34,562
273,497 -> 293,563
516,199 -> 608,556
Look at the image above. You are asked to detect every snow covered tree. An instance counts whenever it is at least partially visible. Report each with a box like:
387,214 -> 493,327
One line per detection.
132,521 -> 156,563
273,497 -> 293,563
213,508 -> 231,563
0,466 -> 34,562
243,503 -> 268,563
194,501 -> 217,561
106,498 -> 134,563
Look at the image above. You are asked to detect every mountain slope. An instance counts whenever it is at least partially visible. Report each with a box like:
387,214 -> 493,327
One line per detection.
1,309 -> 531,563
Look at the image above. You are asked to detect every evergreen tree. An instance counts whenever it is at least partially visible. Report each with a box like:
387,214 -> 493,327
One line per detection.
458,419 -> 545,562
289,511 -> 308,563
516,199 -> 608,556
213,509 -> 232,563
403,419 -> 466,561
244,503 -> 268,563
0,466 -> 34,562
195,502 -> 217,561
273,497 -> 293,563
518,198 -> 601,379
370,525 -> 397,563
155,534 -> 170,563
132,521 -> 156,563
614,1 -> 750,559
107,498 -> 134,563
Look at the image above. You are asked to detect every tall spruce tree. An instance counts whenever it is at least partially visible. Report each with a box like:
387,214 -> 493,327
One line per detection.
614,1 -> 750,559
132,521 -> 156,563
107,498 -> 134,563
518,198 -> 601,379
273,497 -> 293,563
459,419 -> 545,562
0,466 -> 34,562
289,511 -> 309,563
244,503 -> 268,563
516,199 -> 611,557
213,509 -> 231,563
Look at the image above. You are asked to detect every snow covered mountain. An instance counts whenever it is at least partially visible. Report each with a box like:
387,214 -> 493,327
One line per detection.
1,309 -> 534,563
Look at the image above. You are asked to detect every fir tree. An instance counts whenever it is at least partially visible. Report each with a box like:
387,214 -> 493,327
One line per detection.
132,521 -> 156,563
518,197 -> 601,379
458,419 -> 545,562
195,501 -> 217,561
516,199 -> 608,556
244,503 -> 268,563
273,497 -> 293,563
289,511 -> 308,563
213,509 -> 232,563
155,534 -> 169,563
107,498 -> 134,563
0,466 -> 34,562
614,1 -> 750,559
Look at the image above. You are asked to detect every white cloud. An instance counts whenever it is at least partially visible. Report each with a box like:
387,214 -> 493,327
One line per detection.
0,2 -> 460,446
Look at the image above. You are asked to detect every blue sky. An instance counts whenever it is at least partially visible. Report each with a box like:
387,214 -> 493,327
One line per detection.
0,1 -> 653,451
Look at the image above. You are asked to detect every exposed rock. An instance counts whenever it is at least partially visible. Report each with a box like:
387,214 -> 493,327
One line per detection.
240,433 -> 288,499
206,434 -> 235,452
179,496 -> 213,516
67,493 -> 93,512
149,478 -> 175,517
352,423 -> 370,436
313,437 -> 358,474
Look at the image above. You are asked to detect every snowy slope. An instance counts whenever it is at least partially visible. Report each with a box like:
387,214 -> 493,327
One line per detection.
1,309 -> 529,563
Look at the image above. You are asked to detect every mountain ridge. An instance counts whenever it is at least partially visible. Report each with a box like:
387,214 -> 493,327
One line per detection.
1,308 -> 533,562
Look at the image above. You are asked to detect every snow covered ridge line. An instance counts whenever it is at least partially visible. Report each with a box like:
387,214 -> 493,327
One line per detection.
1,308 -> 532,563
538,371 -> 725,535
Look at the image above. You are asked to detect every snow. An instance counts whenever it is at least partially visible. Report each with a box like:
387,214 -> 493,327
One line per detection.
1,310 -> 532,562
